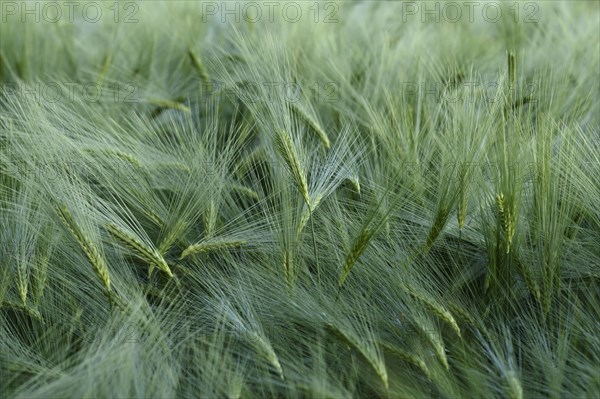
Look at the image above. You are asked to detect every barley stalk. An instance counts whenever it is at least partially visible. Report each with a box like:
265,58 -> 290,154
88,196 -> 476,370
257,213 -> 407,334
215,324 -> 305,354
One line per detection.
106,222 -> 173,277
180,239 -> 247,260
275,129 -> 310,206
339,227 -> 374,288
457,165 -> 468,230
290,103 -> 331,149
57,206 -> 111,292
507,50 -> 516,88
458,195 -> 467,230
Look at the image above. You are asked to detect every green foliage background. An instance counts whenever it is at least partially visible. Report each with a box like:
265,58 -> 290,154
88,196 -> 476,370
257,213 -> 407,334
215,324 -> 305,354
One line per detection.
1,1 -> 599,398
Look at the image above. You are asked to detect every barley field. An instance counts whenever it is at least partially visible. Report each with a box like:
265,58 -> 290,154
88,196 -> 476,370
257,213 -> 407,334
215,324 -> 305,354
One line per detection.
1,1 -> 599,398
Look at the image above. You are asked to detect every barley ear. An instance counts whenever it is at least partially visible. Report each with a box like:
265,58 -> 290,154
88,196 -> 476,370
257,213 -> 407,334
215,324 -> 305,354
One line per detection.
282,247 -> 295,285
274,129 -> 310,206
106,222 -> 173,277
415,319 -> 449,370
32,252 -> 49,305
326,323 -> 388,389
339,227 -> 374,288
188,47 -> 210,85
230,183 -> 259,201
381,341 -> 430,379
83,147 -> 142,169
16,253 -> 29,305
426,205 -> 451,251
297,193 -> 323,237
247,331 -> 284,380
496,193 -> 516,253
204,200 -> 217,237
403,285 -> 461,337
346,176 -> 361,194
180,239 -> 247,260
57,206 -> 111,293
158,220 -> 189,255
506,370 -> 523,399
290,103 -> 331,149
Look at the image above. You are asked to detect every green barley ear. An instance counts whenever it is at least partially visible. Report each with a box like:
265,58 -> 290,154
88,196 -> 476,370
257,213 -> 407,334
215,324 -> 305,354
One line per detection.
296,193 -> 324,237
282,246 -> 294,286
402,285 -> 461,337
14,237 -> 32,305
158,220 -> 188,255
204,200 -> 217,237
346,176 -> 361,195
326,322 -> 388,390
180,239 -> 247,260
381,341 -> 430,379
246,331 -> 284,381
16,262 -> 28,306
188,47 -> 210,85
290,102 -> 331,149
106,222 -> 173,277
425,205 -> 451,251
229,183 -> 259,201
57,206 -> 111,294
506,370 -> 523,399
147,98 -> 190,113
96,51 -> 112,86
414,316 -> 449,370
339,227 -> 374,288
32,251 -> 48,305
83,147 -> 142,169
274,129 -> 310,206
517,257 -> 541,302
496,193 -> 516,253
